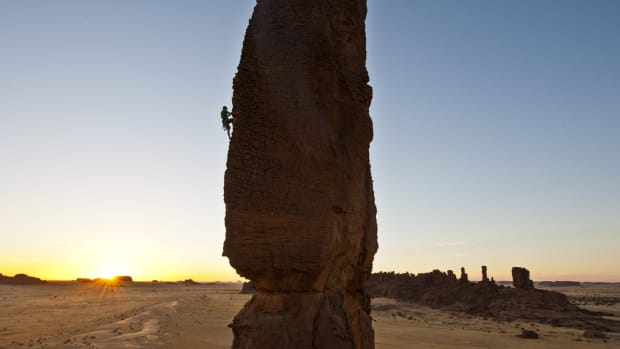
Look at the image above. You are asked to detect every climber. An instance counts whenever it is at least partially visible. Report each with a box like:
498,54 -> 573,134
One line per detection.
220,106 -> 234,139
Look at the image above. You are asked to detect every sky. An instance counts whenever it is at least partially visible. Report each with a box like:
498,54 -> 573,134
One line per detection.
1,1 -> 618,282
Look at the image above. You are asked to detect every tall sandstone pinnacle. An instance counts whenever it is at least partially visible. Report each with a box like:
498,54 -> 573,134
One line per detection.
223,0 -> 377,348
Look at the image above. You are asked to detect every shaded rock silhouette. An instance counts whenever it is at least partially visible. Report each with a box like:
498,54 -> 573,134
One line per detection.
368,267 -> 620,332
223,0 -> 377,348
115,275 -> 133,283
539,281 -> 581,287
512,267 -> 534,290
0,273 -> 45,285
459,267 -> 469,284
481,265 -> 489,283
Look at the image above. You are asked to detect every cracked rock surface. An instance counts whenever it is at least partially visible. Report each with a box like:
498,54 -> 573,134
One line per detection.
223,0 -> 377,348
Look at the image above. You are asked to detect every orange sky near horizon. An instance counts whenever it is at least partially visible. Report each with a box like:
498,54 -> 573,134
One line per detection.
1,1 -> 619,285
0,260 -> 242,282
2,257 -> 618,283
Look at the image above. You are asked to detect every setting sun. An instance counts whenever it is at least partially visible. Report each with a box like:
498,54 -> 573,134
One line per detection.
98,265 -> 130,279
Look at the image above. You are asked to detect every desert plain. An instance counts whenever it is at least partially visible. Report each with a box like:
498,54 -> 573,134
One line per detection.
1,282 -> 618,349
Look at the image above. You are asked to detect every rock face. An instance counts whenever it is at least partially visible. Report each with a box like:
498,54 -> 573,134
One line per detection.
223,1 -> 377,348
240,281 -> 256,294
512,267 -> 534,290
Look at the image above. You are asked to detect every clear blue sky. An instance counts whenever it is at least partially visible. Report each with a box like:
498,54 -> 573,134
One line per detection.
1,1 -> 618,281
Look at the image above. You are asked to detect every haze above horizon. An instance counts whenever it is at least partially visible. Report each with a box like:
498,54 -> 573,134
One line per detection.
1,1 -> 618,282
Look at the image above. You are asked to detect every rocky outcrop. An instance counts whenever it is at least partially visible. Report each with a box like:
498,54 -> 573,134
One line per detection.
368,267 -> 620,332
0,273 -> 46,285
519,329 -> 540,339
459,267 -> 469,284
222,1 -> 377,348
115,276 -> 133,282
512,267 -> 534,290
481,265 -> 489,283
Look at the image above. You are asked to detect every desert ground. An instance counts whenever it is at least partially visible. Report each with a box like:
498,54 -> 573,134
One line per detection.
1,282 -> 618,349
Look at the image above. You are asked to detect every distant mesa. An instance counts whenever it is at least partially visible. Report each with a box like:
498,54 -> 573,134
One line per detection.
0,273 -> 46,285
182,279 -> 199,285
538,281 -> 581,287
86,275 -> 134,286
368,266 -> 620,332
115,275 -> 133,283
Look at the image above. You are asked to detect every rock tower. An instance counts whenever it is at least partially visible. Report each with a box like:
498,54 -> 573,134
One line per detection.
481,265 -> 489,282
512,267 -> 534,290
223,1 -> 377,348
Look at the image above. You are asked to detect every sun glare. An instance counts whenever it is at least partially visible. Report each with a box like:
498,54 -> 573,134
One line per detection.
98,265 -> 129,279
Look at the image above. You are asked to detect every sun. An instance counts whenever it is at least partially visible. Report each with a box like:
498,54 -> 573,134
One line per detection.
98,265 -> 130,279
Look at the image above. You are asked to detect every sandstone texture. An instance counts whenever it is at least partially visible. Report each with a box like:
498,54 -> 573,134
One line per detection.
368,267 -> 620,332
223,1 -> 377,348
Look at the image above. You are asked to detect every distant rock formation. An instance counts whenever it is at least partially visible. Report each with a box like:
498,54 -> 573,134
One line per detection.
512,267 -> 534,290
240,282 -> 255,294
115,275 -> 133,283
75,278 -> 93,283
0,273 -> 46,285
459,267 -> 469,284
182,279 -> 199,285
368,267 -> 620,332
481,265 -> 489,283
222,0 -> 377,348
538,281 -> 581,287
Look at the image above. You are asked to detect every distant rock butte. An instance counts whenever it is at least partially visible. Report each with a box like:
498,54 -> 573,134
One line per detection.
512,267 -> 534,290
368,266 -> 620,332
113,276 -> 133,284
538,281 -> 581,287
223,0 -> 377,348
0,273 -> 46,285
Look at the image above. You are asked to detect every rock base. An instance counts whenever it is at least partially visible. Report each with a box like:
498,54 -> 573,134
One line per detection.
231,291 -> 374,349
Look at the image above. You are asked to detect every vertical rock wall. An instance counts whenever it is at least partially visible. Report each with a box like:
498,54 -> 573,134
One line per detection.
512,267 -> 534,290
223,0 -> 377,348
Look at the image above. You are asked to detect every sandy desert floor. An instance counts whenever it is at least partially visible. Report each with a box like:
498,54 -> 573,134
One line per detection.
1,283 -> 618,349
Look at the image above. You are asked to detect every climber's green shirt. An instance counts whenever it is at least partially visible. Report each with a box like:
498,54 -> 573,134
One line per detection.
221,109 -> 229,121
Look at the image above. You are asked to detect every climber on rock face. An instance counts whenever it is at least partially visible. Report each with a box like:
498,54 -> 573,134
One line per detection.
221,106 -> 234,139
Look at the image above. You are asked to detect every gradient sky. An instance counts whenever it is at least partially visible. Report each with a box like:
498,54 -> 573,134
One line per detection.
1,1 -> 618,282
